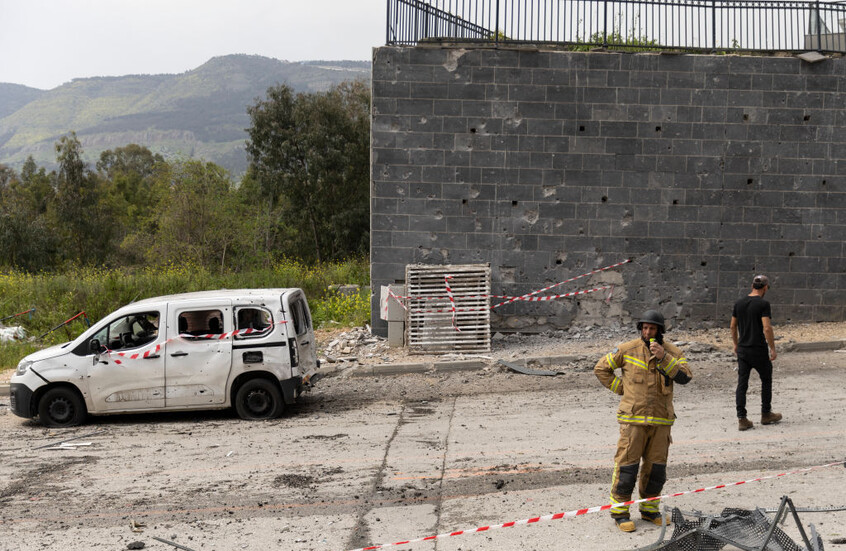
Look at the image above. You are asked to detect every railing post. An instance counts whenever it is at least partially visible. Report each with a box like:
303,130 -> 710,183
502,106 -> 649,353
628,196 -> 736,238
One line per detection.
816,0 -> 822,52
603,0 -> 608,47
495,0 -> 501,45
386,0 -> 391,44
423,1 -> 428,40
711,0 -> 717,51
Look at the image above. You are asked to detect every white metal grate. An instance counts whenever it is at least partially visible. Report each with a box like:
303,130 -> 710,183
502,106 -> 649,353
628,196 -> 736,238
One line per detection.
405,264 -> 491,354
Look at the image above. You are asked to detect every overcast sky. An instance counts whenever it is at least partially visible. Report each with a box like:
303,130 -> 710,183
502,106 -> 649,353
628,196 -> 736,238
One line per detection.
0,0 -> 386,90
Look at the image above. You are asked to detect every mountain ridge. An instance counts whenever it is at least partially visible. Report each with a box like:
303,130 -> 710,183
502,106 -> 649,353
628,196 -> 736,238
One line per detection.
0,54 -> 371,175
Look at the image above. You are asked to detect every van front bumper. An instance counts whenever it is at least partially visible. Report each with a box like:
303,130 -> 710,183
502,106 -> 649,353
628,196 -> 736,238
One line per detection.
9,383 -> 35,418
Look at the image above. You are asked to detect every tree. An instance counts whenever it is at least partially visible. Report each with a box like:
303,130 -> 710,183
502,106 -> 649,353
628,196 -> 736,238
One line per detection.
142,159 -> 250,271
19,156 -> 54,215
0,160 -> 58,270
46,132 -> 116,264
96,144 -> 166,263
0,164 -> 14,189
245,81 -> 370,262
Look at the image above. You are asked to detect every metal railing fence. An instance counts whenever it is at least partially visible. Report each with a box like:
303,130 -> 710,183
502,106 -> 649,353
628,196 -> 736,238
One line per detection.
386,0 -> 846,53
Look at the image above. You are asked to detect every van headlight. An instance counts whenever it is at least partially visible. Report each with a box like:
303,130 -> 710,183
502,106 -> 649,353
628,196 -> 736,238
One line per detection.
16,360 -> 33,376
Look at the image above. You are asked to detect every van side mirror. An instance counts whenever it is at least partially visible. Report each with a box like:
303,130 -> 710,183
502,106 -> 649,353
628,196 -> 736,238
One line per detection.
89,339 -> 101,355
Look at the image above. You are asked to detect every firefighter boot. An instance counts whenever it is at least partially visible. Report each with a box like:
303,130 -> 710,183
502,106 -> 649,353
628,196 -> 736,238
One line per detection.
738,418 -> 754,431
761,411 -> 782,425
614,517 -> 636,532
641,511 -> 671,526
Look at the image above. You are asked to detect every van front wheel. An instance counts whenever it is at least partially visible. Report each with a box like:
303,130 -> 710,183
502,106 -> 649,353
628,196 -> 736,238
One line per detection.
38,387 -> 87,427
234,379 -> 283,420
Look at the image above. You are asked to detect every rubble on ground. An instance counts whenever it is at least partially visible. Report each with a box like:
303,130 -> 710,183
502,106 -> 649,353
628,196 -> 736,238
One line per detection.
320,325 -> 391,364
0,325 -> 27,343
316,322 -> 746,371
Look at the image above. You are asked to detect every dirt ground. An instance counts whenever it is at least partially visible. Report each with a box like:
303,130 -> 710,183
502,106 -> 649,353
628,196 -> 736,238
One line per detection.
0,322 -> 844,551
315,320 -> 846,373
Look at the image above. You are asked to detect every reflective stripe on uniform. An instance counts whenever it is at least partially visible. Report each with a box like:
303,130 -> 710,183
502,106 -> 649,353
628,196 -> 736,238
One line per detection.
639,499 -> 660,513
610,376 -> 623,393
624,355 -> 648,370
617,414 -> 675,425
661,356 -> 679,373
606,352 -> 618,368
609,493 -> 630,515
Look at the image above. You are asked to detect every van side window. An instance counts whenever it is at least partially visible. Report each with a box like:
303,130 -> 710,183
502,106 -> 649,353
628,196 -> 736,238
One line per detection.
178,310 -> 224,339
82,311 -> 160,354
291,299 -> 310,336
235,307 -> 272,339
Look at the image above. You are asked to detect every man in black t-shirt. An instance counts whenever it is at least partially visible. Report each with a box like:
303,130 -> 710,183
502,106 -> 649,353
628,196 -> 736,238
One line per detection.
730,274 -> 782,431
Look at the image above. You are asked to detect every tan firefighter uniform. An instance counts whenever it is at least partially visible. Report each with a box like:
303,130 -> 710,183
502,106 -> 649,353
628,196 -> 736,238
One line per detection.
594,338 -> 692,519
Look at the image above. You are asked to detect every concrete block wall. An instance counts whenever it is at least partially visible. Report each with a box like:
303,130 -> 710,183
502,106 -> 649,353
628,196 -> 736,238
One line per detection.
370,46 -> 846,335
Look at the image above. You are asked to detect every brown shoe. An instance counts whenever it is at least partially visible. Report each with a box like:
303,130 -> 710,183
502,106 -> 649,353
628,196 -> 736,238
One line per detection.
614,517 -> 636,532
738,418 -> 754,431
761,411 -> 782,425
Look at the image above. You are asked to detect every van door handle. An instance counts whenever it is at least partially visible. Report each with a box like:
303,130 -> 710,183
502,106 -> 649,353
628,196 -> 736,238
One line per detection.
170,352 -> 188,357
144,354 -> 161,359
301,341 -> 310,346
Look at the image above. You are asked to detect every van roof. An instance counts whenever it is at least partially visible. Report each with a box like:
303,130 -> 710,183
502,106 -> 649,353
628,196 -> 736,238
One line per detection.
126,288 -> 303,308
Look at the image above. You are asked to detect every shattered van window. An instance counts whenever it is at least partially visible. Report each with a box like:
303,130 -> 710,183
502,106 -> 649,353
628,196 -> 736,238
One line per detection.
235,307 -> 272,339
89,311 -> 160,352
291,300 -> 310,336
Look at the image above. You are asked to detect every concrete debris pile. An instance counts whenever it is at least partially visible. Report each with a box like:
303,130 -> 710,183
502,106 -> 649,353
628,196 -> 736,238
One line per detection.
493,323 -> 630,346
320,325 -> 389,364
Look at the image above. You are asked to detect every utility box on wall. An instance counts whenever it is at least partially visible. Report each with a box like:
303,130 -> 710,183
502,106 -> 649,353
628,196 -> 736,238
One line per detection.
380,284 -> 407,347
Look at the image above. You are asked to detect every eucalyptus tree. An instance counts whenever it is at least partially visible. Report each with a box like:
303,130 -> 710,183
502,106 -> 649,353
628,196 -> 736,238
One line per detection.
47,133 -> 116,264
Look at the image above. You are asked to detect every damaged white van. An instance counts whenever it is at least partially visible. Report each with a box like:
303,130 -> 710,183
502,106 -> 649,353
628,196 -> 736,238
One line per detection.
10,289 -> 320,427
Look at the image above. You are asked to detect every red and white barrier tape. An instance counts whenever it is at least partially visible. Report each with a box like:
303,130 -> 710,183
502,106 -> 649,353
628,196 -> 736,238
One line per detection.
347,459 -> 845,551
443,275 -> 461,332
109,322 -> 286,364
491,259 -> 631,309
504,285 -> 611,303
410,286 -> 612,314
386,260 -> 630,315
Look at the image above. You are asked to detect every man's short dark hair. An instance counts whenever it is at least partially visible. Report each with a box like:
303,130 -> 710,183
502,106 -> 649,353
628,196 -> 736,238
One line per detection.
752,274 -> 770,289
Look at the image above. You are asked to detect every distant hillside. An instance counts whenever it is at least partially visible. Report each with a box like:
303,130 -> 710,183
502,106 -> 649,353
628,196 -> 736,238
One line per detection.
0,55 -> 371,176
0,83 -> 46,119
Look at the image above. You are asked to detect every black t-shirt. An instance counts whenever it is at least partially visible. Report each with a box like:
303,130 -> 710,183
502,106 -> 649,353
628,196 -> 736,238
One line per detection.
732,295 -> 772,351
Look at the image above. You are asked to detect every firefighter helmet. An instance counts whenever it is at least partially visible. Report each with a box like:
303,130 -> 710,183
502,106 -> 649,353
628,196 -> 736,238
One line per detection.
636,310 -> 665,331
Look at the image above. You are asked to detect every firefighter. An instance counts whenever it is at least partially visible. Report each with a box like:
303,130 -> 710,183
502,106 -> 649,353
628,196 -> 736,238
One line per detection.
594,310 -> 692,532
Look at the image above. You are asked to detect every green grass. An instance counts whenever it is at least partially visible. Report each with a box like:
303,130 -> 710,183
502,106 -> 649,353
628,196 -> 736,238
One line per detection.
0,258 -> 371,371
310,288 -> 371,329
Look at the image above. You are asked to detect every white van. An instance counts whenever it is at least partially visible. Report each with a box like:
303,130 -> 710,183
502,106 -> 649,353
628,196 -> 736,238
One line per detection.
9,289 -> 320,427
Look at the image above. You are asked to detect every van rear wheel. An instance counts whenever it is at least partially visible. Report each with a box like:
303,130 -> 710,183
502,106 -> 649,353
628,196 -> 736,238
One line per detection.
38,387 -> 87,427
235,379 -> 283,420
